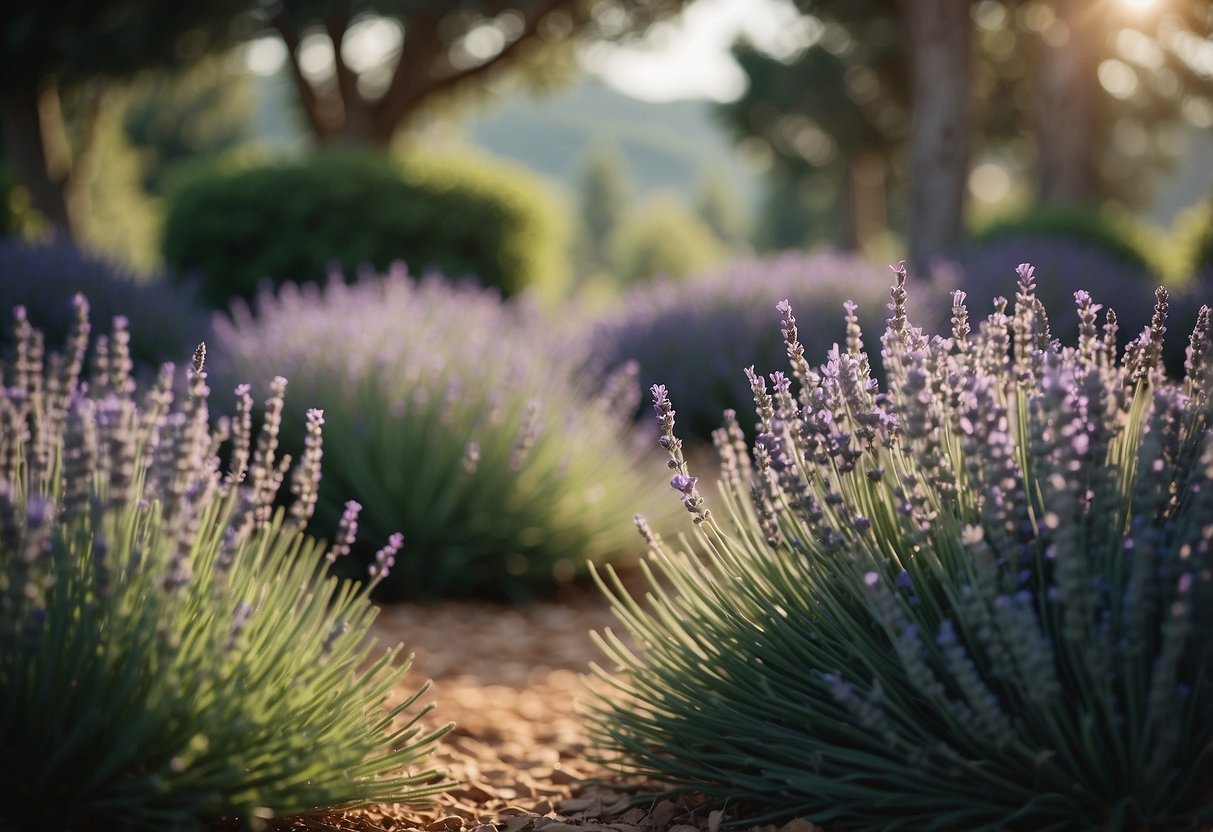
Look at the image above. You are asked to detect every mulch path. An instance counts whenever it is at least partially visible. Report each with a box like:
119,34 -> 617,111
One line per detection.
272,583 -> 824,832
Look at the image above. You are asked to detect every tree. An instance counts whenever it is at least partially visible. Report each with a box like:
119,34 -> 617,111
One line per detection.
718,0 -> 970,266
694,167 -> 750,248
261,0 -> 692,148
717,5 -> 908,253
1027,0 -> 1213,208
577,140 -> 631,274
0,1 -> 249,235
904,0 -> 972,269
609,192 -> 728,284
122,54 -> 256,196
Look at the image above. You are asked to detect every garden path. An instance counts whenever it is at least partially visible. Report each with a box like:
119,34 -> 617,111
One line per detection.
269,582 -> 823,832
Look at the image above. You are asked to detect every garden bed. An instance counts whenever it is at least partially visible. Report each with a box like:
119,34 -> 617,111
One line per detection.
274,586 -> 823,832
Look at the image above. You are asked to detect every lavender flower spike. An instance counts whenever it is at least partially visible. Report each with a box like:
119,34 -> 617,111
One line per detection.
368,532 -> 404,581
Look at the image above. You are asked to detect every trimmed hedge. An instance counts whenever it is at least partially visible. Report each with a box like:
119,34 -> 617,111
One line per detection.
161,148 -> 570,308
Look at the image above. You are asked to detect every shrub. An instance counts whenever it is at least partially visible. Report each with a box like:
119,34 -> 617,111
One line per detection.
161,148 -> 570,309
609,193 -> 730,285
1170,195 -> 1213,287
210,266 -> 674,603
0,297 -> 450,830
587,264 -> 1213,831
584,250 -> 945,444
0,234 -> 210,373
944,235 -> 1209,376
968,204 -> 1159,272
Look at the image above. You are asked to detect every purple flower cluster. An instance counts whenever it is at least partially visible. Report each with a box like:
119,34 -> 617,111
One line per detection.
584,250 -> 947,443
0,234 -> 210,374
211,264 -> 675,601
593,261 -> 1213,831
941,234 -> 1211,374
0,293 -> 450,826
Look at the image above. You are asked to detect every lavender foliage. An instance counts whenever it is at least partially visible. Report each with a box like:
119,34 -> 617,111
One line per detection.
211,265 -> 675,602
0,234 -> 210,372
0,297 -> 450,830
583,250 -> 946,443
588,263 -> 1213,831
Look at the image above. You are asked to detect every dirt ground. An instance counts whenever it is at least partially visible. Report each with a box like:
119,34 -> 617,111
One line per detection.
272,583 -> 822,832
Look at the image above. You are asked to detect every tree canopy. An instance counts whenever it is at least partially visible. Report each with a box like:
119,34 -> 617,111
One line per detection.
258,0 -> 693,146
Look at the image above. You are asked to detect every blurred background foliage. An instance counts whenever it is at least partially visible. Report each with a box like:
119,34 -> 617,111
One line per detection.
1,0 -> 1211,362
3,0 -> 1210,290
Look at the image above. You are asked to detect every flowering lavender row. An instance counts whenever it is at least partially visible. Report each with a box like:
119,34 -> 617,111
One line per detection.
583,250 -> 947,443
588,262 -> 1213,831
0,234 -> 211,373
0,296 -> 450,829
211,264 -> 676,602
942,233 -> 1211,374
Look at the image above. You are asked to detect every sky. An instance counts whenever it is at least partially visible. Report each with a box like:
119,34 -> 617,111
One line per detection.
580,0 -> 810,102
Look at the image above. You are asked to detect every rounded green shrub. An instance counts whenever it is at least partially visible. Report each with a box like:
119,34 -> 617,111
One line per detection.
968,204 -> 1160,272
0,298 -> 450,830
588,264 -> 1213,831
161,148 -> 570,308
609,194 -> 729,286
210,266 -> 676,603
1171,195 -> 1213,286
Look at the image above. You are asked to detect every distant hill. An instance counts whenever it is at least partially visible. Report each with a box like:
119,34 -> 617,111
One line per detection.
251,73 -> 761,215
454,77 -> 761,211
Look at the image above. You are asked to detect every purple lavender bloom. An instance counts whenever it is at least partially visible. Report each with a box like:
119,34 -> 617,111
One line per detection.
368,532 -> 404,581
583,250 -> 946,441
0,235 -> 210,372
942,235 -> 1210,374
670,474 -> 699,501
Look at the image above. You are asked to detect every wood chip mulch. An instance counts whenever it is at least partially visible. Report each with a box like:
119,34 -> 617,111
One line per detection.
270,587 -> 824,832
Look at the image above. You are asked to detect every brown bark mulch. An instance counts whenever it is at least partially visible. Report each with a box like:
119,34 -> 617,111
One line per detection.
272,586 -> 824,832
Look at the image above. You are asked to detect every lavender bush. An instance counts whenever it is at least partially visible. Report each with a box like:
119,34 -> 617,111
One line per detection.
0,234 -> 210,372
211,266 -> 674,602
0,298 -> 450,830
588,264 -> 1213,831
944,234 -> 1210,375
584,250 -> 945,443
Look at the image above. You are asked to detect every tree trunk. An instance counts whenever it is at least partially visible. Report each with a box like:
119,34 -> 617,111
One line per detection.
1036,0 -> 1100,205
1,80 -> 74,234
905,0 -> 972,275
850,150 -> 888,252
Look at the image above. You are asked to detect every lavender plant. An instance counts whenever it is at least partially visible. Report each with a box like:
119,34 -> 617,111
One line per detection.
588,263 -> 1213,831
945,233 -> 1209,374
584,250 -> 945,443
0,234 -> 210,373
211,266 -> 673,602
0,297 -> 450,830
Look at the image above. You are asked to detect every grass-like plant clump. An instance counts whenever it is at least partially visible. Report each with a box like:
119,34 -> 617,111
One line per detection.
585,250 -> 944,444
0,297 -> 450,830
588,263 -> 1212,831
212,266 -> 674,602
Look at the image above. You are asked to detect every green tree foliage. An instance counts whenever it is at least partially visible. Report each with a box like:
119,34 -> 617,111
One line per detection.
161,147 -> 571,307
576,141 -> 632,276
122,54 -> 256,196
609,193 -> 729,285
717,7 -> 907,254
0,0 -> 249,236
693,168 -> 750,247
258,0 -> 693,147
719,1 -> 1213,254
